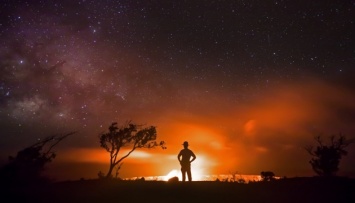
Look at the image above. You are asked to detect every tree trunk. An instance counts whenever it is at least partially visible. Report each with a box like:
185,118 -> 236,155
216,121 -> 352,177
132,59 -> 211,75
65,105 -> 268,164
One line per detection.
106,164 -> 114,178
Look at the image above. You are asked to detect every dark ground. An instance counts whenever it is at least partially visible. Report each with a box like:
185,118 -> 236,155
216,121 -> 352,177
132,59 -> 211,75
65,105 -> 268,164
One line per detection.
2,177 -> 354,203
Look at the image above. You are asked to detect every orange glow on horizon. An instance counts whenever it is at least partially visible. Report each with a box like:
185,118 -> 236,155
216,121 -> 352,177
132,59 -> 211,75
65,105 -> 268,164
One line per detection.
55,78 -> 355,180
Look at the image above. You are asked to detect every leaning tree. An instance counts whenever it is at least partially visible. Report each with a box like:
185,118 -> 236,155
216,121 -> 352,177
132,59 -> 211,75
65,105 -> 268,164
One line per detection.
0,132 -> 75,184
99,122 -> 166,178
305,134 -> 353,177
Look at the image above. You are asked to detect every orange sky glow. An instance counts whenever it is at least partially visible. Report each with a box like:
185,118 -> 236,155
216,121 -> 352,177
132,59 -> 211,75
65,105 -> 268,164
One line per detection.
46,77 -> 355,181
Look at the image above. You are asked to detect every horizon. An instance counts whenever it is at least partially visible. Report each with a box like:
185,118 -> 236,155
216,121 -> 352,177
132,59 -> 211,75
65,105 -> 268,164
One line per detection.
126,173 -> 265,182
39,144 -> 354,182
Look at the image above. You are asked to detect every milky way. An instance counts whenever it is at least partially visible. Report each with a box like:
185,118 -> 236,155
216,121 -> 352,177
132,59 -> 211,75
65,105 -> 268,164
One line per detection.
1,1 -> 354,179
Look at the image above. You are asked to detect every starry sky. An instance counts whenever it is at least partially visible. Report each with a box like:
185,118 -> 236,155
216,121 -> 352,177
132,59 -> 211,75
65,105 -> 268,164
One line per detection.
1,0 -> 355,180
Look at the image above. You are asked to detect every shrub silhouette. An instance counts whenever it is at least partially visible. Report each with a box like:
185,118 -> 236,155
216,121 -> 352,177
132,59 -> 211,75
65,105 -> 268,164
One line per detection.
0,132 -> 74,184
228,170 -> 246,183
305,134 -> 353,177
168,176 -> 179,183
261,171 -> 275,181
99,122 -> 166,178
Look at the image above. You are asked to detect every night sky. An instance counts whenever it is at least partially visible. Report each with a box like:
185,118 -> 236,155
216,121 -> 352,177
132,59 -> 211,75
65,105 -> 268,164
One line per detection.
1,0 -> 354,180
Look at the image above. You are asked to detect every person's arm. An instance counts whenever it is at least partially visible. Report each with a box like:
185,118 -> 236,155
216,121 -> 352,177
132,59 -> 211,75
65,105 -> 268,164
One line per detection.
190,151 -> 196,163
177,151 -> 182,162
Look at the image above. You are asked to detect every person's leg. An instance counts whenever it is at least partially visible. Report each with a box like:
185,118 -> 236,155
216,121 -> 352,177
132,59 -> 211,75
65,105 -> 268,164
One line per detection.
181,168 -> 186,182
187,167 -> 192,181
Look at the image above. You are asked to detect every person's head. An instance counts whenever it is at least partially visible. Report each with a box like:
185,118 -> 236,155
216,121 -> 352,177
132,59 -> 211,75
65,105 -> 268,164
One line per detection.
182,141 -> 189,149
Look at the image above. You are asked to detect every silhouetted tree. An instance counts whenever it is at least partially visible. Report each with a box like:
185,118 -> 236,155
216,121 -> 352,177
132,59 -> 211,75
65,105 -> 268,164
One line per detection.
99,122 -> 166,178
261,171 -> 275,181
305,134 -> 354,177
0,132 -> 74,184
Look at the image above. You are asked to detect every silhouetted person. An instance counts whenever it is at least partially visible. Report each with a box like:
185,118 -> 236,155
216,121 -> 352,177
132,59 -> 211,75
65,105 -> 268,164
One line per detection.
178,141 -> 196,182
